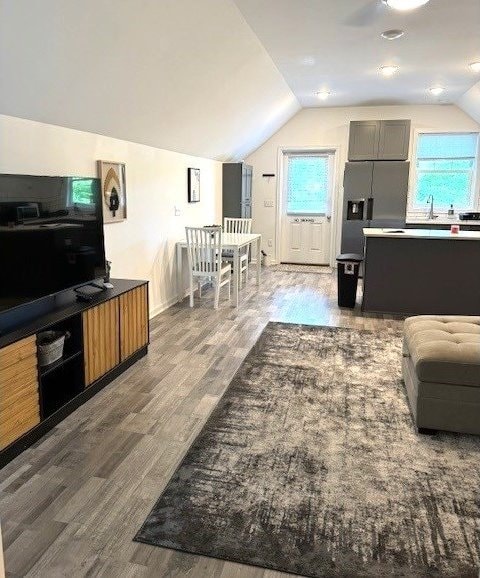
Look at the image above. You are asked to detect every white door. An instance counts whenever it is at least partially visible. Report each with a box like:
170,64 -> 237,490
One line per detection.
281,152 -> 333,264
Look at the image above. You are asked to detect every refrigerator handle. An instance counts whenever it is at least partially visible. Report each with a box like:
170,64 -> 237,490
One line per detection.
366,197 -> 374,221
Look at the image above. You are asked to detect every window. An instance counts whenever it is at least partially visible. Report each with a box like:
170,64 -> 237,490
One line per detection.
285,154 -> 330,214
70,178 -> 96,205
411,133 -> 479,213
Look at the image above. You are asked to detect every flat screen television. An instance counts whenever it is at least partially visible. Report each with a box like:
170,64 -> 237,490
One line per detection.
0,174 -> 107,314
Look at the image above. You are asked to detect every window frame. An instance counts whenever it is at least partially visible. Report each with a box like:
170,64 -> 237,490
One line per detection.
68,176 -> 97,207
408,130 -> 480,218
283,151 -> 335,216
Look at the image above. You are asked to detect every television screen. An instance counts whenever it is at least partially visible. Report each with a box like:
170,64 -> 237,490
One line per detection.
0,174 -> 107,313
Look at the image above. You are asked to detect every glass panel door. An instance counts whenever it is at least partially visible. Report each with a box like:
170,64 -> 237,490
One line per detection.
286,155 -> 329,215
281,152 -> 334,265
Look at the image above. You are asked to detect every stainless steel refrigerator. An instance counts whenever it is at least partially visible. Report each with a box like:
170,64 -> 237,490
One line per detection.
341,161 -> 410,255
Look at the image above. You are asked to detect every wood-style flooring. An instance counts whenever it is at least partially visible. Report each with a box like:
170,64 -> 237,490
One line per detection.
0,268 -> 403,578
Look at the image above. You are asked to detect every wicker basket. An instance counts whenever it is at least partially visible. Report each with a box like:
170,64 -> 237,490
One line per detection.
37,331 -> 70,367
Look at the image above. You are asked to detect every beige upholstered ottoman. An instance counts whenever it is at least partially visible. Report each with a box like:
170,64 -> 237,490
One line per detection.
402,315 -> 480,435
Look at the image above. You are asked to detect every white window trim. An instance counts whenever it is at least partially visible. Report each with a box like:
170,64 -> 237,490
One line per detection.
407,129 -> 480,220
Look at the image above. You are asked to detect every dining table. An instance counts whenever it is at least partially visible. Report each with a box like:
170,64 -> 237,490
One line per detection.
176,232 -> 262,307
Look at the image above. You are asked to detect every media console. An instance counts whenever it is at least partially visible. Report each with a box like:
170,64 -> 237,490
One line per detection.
0,279 -> 149,468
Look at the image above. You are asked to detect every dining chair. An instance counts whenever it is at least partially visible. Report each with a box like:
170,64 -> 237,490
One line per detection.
223,218 -> 252,287
185,226 -> 231,309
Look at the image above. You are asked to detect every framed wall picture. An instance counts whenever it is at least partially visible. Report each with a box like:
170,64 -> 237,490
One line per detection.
97,160 -> 127,223
188,167 -> 200,203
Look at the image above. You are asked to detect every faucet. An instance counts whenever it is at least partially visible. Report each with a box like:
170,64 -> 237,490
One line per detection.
426,195 -> 438,220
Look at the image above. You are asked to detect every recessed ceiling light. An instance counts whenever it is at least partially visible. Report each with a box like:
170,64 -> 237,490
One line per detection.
316,91 -> 330,100
382,0 -> 430,11
381,29 -> 405,40
380,65 -> 399,77
302,56 -> 316,66
469,62 -> 480,72
429,86 -> 445,96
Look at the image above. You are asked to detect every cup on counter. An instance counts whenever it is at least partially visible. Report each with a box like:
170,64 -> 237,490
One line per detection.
450,224 -> 460,234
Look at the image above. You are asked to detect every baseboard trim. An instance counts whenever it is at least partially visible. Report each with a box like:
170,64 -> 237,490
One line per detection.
149,295 -> 180,319
150,281 -> 215,319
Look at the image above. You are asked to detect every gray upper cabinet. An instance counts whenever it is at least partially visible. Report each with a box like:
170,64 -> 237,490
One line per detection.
378,120 -> 411,160
348,119 -> 410,161
348,121 -> 380,161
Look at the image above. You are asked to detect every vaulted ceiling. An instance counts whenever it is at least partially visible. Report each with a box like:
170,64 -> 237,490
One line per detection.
0,0 -> 300,161
233,0 -> 480,108
458,81 -> 480,125
1,0 -> 479,161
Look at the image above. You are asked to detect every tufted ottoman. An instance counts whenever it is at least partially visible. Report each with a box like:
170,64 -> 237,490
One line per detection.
402,315 -> 480,435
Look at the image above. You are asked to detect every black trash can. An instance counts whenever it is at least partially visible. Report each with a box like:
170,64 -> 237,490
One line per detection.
336,253 -> 364,308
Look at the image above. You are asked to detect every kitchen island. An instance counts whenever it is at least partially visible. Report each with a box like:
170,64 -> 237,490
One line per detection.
362,228 -> 480,316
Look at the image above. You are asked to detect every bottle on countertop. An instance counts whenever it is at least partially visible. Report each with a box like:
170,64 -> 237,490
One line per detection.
448,204 -> 455,218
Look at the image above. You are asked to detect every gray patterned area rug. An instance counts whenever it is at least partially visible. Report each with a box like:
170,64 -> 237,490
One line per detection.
135,323 -> 480,578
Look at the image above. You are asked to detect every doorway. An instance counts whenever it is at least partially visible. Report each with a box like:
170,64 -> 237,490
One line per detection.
280,151 -> 335,265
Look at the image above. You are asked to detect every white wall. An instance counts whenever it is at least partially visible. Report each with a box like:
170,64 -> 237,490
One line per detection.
246,104 -> 480,264
0,114 -> 222,317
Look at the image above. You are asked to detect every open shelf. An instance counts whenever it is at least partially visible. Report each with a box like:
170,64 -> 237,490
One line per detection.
40,354 -> 84,419
39,349 -> 83,377
37,312 -> 85,418
40,314 -> 83,359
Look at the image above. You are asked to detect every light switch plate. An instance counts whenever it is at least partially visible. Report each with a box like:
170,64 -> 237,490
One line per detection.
264,200 -> 274,208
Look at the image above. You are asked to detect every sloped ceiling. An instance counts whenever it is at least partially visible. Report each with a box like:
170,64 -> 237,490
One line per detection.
0,0 -> 300,161
233,0 -> 480,108
457,81 -> 480,125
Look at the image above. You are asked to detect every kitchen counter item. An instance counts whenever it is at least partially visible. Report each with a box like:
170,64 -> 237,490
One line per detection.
459,212 -> 480,221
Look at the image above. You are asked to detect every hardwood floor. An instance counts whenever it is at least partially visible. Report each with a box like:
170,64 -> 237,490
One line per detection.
0,268 -> 403,577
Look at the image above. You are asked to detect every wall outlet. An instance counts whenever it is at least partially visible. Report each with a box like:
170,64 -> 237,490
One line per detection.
268,239 -> 273,247
174,206 -> 181,216
264,200 -> 274,208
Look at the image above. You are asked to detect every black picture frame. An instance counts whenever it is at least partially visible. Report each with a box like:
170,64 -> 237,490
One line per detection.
188,167 -> 200,203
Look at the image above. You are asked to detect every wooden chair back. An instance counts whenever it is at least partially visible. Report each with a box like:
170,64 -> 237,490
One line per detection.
185,227 -> 222,275
223,218 -> 252,234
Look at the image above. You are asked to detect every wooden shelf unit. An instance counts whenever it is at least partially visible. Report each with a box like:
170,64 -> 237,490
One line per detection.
120,284 -> 149,361
0,336 -> 40,450
0,279 -> 149,467
83,298 -> 120,386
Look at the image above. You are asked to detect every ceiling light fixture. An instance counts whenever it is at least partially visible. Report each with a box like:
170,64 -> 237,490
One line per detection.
316,91 -> 330,100
382,0 -> 430,11
469,62 -> 480,72
429,86 -> 445,96
380,65 -> 399,77
381,29 -> 405,40
302,56 -> 316,66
